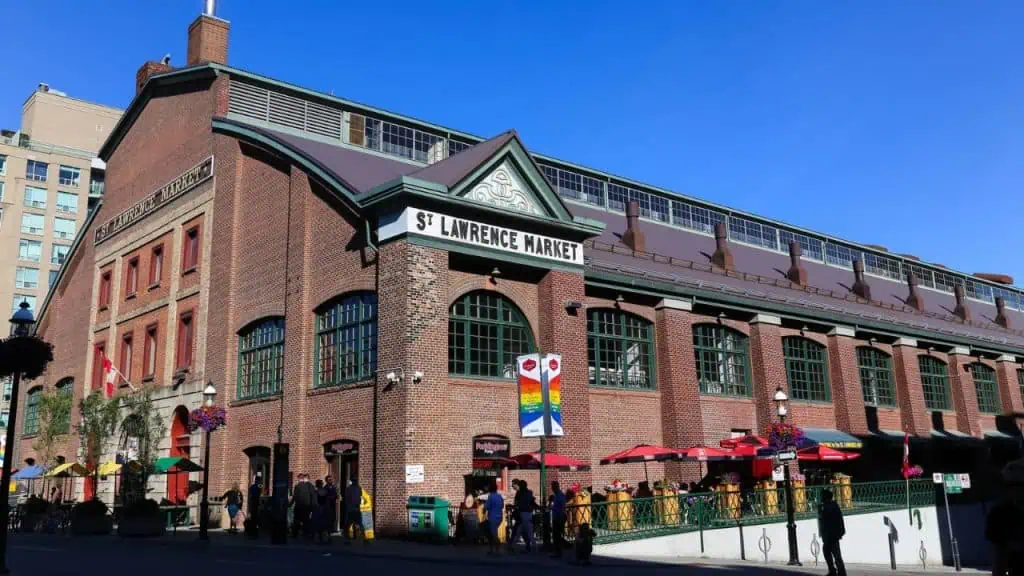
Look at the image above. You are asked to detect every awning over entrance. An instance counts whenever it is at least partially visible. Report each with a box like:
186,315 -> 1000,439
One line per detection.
802,428 -> 863,449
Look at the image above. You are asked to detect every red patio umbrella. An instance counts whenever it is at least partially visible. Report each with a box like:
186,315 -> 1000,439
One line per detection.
600,444 -> 683,483
509,452 -> 591,472
797,445 -> 860,462
720,435 -> 769,449
678,446 -> 735,462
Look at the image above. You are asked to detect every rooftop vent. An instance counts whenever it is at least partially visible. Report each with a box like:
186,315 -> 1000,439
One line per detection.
621,201 -> 646,253
953,285 -> 971,322
906,271 -> 925,312
852,259 -> 872,300
786,242 -> 808,286
711,223 -> 733,271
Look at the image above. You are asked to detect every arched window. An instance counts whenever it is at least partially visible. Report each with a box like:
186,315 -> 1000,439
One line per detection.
971,363 -> 1000,414
54,378 -> 73,433
857,348 -> 895,407
315,292 -> 377,388
693,324 -> 750,396
237,318 -> 285,400
918,356 -> 950,411
23,386 -> 42,436
448,291 -> 534,379
587,309 -> 655,389
782,337 -> 830,402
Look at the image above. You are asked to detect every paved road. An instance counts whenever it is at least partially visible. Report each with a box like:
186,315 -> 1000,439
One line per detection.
5,532 -> 983,576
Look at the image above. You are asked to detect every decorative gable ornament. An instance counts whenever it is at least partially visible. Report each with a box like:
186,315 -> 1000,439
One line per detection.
467,162 -> 542,215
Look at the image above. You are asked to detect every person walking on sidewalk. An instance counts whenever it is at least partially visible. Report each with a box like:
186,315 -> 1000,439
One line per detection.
246,476 -> 262,538
550,481 -> 567,557
485,483 -> 504,555
818,489 -> 847,576
509,480 -> 535,553
343,478 -> 365,544
222,482 -> 244,533
291,473 -> 317,539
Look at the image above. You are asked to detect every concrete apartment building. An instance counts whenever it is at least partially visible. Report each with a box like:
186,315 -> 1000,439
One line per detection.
0,86 -> 122,429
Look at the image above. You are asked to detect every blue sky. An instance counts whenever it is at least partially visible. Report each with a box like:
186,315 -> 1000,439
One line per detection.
3,1 -> 1022,282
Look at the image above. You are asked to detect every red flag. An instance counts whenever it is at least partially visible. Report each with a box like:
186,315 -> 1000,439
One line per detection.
98,348 -> 118,399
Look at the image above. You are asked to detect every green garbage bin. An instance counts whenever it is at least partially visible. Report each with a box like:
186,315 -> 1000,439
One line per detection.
407,496 -> 449,541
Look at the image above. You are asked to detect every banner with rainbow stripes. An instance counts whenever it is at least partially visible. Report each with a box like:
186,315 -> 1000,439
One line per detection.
516,353 -> 564,438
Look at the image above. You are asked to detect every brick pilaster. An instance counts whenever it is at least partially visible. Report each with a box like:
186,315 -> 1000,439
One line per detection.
892,340 -> 930,435
537,270 -> 591,487
655,300 -> 702,480
826,327 -> 869,434
996,356 -> 1024,414
948,349 -> 981,437
749,315 -> 786,433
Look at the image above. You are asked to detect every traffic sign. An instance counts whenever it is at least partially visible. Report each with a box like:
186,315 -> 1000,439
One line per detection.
942,473 -> 969,494
958,473 -> 971,489
777,450 -> 797,462
932,473 -> 943,484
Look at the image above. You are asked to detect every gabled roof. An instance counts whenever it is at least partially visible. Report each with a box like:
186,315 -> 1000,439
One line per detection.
407,131 -> 516,188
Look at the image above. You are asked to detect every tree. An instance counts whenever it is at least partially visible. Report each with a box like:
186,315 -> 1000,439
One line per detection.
78,392 -> 121,500
120,390 -> 165,503
31,388 -> 73,468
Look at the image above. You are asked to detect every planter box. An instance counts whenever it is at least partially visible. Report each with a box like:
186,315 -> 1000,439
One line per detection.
19,514 -> 43,533
72,515 -> 114,536
117,516 -> 166,538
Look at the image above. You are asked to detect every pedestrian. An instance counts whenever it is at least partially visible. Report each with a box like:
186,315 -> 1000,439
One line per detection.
313,479 -> 327,543
290,473 -> 316,538
818,489 -> 847,576
222,481 -> 244,533
575,522 -> 595,566
550,481 -> 567,557
986,490 -> 1022,576
484,483 -> 504,556
323,476 -> 339,537
343,478 -> 365,544
246,476 -> 262,538
509,479 -> 535,553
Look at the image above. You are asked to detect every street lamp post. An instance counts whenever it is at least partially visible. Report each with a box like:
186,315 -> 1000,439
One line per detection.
0,302 -> 37,574
198,383 -> 217,541
774,385 -> 801,566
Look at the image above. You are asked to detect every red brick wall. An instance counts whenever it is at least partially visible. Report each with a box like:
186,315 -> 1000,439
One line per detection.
749,320 -> 786,433
827,334 -> 868,434
589,388 -> 663,488
996,359 -> 1024,414
948,352 -> 981,436
893,344 -> 931,434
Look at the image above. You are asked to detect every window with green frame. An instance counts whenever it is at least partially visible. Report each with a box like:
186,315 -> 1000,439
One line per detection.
857,347 -> 895,407
23,386 -> 42,436
54,378 -> 73,433
587,309 -> 655,389
448,291 -> 534,379
971,363 -> 1000,414
693,324 -> 750,396
918,356 -> 951,410
237,318 -> 285,400
1019,370 -> 1024,405
782,337 -> 830,402
315,292 -> 377,388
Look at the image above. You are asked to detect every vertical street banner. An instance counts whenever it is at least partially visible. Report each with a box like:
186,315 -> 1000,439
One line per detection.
517,353 -> 564,438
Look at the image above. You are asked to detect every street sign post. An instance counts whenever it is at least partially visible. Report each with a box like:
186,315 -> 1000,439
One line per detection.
935,473 -> 969,571
777,450 -> 797,462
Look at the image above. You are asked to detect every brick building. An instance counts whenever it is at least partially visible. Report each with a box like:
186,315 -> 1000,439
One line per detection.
18,8 -> 1024,531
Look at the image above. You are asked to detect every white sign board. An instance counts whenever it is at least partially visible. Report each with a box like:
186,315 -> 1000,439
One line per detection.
933,473 -> 944,484
958,473 -> 971,489
777,450 -> 797,462
378,207 -> 585,266
773,466 -> 785,482
405,464 -> 425,484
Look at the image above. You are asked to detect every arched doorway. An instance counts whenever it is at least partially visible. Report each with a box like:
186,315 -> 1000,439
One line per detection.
167,406 -> 191,504
244,446 -> 271,496
323,440 -> 359,487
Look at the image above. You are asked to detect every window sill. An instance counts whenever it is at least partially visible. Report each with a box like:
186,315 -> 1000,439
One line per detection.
448,375 -> 516,384
148,282 -> 161,291
142,375 -> 155,383
865,403 -> 899,410
790,399 -> 834,406
230,393 -> 282,408
699,392 -> 754,401
182,266 -> 197,276
21,433 -> 38,440
308,380 -> 374,396
588,384 -> 658,392
125,292 -> 136,301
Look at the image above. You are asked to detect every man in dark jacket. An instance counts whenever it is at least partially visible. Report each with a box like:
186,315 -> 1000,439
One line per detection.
290,473 -> 317,538
343,479 -> 365,543
818,490 -> 847,576
246,476 -> 262,538
986,492 -> 1022,576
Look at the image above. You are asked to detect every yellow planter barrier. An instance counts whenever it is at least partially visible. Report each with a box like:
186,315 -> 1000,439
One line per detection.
792,480 -> 808,513
606,491 -> 633,531
653,488 -> 680,525
757,481 -> 779,515
567,492 -> 591,537
717,483 -> 741,520
831,476 -> 853,509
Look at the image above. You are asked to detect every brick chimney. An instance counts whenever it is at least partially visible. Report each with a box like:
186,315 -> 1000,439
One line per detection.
621,201 -> 646,253
851,259 -> 871,300
995,296 -> 1011,329
952,285 -> 971,322
786,241 -> 808,286
135,61 -> 173,96
187,13 -> 230,66
906,271 -> 925,312
710,223 -> 733,271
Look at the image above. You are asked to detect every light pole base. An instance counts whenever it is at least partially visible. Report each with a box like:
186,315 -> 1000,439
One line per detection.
787,560 -> 803,566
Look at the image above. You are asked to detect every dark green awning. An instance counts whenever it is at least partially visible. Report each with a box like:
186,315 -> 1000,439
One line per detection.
802,428 -> 863,449
153,456 -> 203,473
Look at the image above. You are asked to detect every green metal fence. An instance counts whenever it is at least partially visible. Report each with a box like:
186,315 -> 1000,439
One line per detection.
568,479 -> 934,545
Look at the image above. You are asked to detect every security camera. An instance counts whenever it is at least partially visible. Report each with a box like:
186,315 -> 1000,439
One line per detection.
412,371 -> 424,384
386,371 -> 398,384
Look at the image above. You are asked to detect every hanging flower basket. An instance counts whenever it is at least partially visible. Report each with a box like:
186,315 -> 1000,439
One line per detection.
902,464 -> 924,479
767,422 -> 804,451
0,336 -> 54,380
188,405 -> 226,433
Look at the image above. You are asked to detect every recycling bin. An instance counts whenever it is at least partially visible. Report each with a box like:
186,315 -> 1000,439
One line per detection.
407,496 -> 449,541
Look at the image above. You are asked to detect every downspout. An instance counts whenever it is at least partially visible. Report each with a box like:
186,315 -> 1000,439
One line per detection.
367,215 -> 379,531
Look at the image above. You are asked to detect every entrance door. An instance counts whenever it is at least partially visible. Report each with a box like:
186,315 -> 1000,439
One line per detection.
323,440 -> 359,533
168,407 -> 190,504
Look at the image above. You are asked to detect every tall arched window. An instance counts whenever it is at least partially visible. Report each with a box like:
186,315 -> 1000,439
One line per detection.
857,348 -> 895,407
448,291 -> 534,379
315,292 -> 377,388
23,386 -> 42,436
54,378 -> 73,433
693,324 -> 750,396
587,309 -> 655,389
918,356 -> 950,411
237,318 -> 285,400
782,337 -> 830,402
971,363 -> 1000,414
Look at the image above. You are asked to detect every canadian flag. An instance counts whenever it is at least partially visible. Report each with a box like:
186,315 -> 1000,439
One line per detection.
901,432 -> 911,478
99,349 -> 119,399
